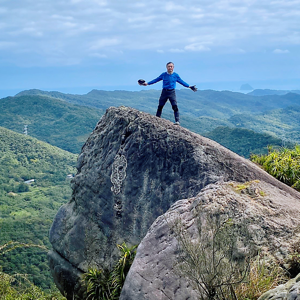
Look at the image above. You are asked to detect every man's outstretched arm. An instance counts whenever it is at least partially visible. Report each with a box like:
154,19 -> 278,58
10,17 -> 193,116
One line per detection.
138,73 -> 164,86
176,75 -> 190,88
176,75 -> 198,92
147,73 -> 164,85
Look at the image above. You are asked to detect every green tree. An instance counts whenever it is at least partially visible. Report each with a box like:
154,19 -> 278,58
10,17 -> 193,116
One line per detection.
81,242 -> 137,300
0,241 -> 66,299
82,268 -> 113,300
111,243 -> 137,296
251,145 -> 300,190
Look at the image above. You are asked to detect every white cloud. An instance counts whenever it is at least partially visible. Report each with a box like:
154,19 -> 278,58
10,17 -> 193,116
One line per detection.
165,2 -> 186,11
90,39 -> 120,50
273,49 -> 290,54
184,44 -> 211,52
191,13 -> 205,19
0,41 -> 16,49
236,48 -> 246,53
89,53 -> 107,58
169,48 -> 185,53
0,0 -> 300,66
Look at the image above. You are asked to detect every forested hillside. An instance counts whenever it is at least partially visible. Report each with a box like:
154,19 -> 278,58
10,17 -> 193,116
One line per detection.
0,95 -> 104,153
229,105 -> 300,143
0,126 -> 77,290
204,126 -> 288,158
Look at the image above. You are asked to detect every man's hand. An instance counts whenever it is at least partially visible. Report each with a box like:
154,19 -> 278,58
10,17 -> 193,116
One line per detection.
189,85 -> 197,92
138,79 -> 148,86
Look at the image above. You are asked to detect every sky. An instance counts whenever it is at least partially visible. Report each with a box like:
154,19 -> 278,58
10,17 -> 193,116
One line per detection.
1,0 -> 300,98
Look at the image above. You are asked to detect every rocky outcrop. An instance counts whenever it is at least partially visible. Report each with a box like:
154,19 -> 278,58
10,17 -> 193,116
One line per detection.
120,180 -> 300,300
48,106 -> 300,299
258,273 -> 300,300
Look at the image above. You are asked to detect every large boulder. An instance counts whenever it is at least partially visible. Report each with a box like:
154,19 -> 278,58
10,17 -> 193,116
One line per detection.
120,180 -> 300,300
48,106 -> 300,299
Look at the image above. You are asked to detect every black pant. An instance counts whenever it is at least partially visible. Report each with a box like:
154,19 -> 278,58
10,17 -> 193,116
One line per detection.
156,89 -> 179,122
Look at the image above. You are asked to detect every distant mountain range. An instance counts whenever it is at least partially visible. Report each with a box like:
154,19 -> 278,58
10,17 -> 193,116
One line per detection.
248,89 -> 300,96
15,88 -> 300,118
1,88 -> 300,156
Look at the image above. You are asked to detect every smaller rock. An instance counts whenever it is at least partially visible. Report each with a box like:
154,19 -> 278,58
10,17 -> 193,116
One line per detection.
258,273 -> 300,300
120,180 -> 300,300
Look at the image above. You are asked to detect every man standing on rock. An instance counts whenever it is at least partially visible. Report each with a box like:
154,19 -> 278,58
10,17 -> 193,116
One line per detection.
138,62 -> 197,125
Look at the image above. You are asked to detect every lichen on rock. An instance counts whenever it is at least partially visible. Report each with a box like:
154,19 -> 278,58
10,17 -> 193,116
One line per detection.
111,154 -> 127,195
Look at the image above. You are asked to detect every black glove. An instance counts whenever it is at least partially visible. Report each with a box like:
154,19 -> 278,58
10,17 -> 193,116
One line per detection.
190,85 -> 197,92
138,79 -> 146,85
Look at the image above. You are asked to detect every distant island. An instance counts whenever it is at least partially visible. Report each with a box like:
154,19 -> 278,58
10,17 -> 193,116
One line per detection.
240,83 -> 253,90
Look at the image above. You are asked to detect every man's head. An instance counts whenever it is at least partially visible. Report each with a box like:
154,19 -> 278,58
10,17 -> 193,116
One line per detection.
166,62 -> 174,74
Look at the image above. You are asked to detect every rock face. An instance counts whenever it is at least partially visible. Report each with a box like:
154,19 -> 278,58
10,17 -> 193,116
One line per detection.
120,180 -> 300,300
48,106 -> 300,299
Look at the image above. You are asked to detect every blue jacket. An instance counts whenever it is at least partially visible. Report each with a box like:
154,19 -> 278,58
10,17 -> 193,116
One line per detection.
147,72 -> 190,89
